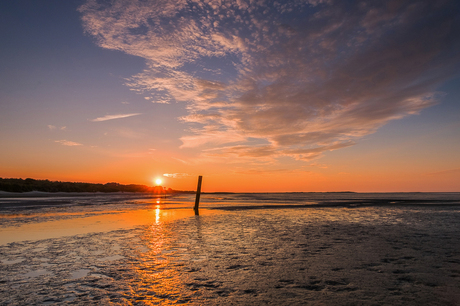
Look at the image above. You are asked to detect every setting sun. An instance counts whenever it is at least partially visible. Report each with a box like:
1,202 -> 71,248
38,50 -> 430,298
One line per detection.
155,178 -> 162,186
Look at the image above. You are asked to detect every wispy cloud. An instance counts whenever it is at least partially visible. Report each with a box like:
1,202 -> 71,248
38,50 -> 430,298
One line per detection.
426,168 -> 460,176
79,0 -> 460,162
163,173 -> 191,179
232,168 -> 311,175
171,157 -> 189,164
91,113 -> 141,122
55,140 -> 83,146
48,125 -> 67,130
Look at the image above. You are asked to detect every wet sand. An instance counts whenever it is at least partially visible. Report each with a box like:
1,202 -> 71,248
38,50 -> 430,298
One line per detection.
1,205 -> 459,305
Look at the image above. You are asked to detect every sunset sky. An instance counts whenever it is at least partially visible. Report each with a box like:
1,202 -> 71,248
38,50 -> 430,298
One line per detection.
1,0 -> 459,192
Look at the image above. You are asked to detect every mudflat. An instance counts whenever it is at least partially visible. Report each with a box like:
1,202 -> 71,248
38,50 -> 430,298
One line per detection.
1,201 -> 459,305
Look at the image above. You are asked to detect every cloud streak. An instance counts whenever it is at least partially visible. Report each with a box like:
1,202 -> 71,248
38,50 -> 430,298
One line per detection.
91,113 -> 141,122
163,173 -> 191,179
79,0 -> 460,162
55,140 -> 83,146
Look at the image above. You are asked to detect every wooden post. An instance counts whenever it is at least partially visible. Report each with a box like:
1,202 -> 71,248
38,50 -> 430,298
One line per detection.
194,176 -> 202,215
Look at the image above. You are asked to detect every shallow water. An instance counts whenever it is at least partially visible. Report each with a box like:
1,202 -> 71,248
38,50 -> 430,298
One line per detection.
1,194 -> 460,305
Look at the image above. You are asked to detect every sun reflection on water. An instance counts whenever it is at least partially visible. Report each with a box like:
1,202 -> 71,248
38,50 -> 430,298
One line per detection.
129,208 -> 222,303
130,208 -> 197,304
155,205 -> 160,224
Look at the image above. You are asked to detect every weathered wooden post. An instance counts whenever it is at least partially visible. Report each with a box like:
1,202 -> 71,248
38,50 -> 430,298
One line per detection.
194,176 -> 202,215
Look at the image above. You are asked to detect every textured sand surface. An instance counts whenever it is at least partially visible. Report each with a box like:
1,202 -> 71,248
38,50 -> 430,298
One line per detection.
1,206 -> 459,305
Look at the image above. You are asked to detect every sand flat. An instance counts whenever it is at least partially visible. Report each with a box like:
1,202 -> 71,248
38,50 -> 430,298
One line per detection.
1,203 -> 459,305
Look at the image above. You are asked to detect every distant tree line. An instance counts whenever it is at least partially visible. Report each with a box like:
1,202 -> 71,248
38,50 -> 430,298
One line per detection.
0,178 -> 193,194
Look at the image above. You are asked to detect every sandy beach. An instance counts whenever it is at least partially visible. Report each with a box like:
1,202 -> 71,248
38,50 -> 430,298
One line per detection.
1,194 -> 459,305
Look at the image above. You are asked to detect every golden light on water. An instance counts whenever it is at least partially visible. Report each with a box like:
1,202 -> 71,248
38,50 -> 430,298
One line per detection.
155,205 -> 160,224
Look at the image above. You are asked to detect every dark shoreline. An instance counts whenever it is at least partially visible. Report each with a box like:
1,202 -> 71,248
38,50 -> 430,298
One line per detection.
0,191 -> 196,199
210,202 -> 460,211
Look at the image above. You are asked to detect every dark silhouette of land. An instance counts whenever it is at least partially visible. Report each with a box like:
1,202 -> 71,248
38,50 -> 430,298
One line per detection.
0,178 -> 194,194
